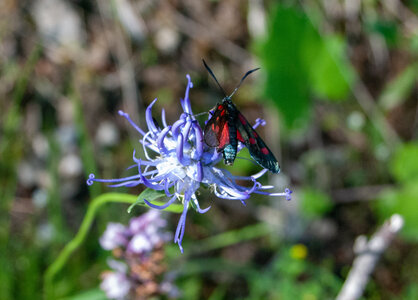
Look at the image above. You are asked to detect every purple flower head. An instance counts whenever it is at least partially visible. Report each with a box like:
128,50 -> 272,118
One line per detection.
128,210 -> 166,235
101,263 -> 131,300
100,223 -> 128,251
88,74 -> 292,253
99,212 -> 176,299
100,210 -> 170,256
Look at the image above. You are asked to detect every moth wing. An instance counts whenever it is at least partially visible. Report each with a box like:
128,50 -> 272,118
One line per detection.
204,105 -> 230,150
236,113 -> 280,173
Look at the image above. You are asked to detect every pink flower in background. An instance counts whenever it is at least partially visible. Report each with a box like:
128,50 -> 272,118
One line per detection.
99,211 -> 176,299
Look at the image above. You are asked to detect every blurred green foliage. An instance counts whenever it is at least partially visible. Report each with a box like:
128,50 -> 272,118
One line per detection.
376,142 -> 418,241
258,5 -> 353,127
390,142 -> 418,183
367,19 -> 399,47
63,289 -> 107,300
0,45 -> 43,300
403,284 -> 418,300
379,63 -> 418,111
299,187 -> 333,220
377,183 -> 418,241
173,243 -> 341,300
247,246 -> 341,299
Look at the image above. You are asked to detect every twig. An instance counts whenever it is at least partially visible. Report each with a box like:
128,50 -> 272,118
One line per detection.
336,214 -> 404,300
173,10 -> 251,64
331,184 -> 393,203
382,0 -> 418,35
247,0 -> 267,39
95,0 -> 143,128
352,80 -> 401,149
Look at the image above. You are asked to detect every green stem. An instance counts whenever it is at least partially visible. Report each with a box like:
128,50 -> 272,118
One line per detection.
43,193 -> 137,300
188,223 -> 271,254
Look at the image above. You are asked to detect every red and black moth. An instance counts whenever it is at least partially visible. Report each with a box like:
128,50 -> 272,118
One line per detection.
202,60 -> 280,174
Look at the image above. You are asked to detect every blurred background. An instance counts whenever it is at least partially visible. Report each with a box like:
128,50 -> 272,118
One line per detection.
1,0 -> 417,299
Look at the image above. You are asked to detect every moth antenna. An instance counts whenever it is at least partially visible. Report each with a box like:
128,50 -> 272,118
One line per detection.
189,111 -> 209,118
229,67 -> 260,98
202,59 -> 227,98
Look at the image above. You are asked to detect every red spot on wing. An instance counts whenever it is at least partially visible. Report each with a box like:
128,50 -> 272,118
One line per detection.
238,114 -> 246,125
249,138 -> 256,145
217,105 -> 224,110
237,130 -> 244,142
260,147 -> 269,155
253,132 -> 258,138
220,110 -> 226,116
218,122 -> 230,149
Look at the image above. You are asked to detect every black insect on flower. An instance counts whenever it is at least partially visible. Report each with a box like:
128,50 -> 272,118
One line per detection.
203,60 -> 281,174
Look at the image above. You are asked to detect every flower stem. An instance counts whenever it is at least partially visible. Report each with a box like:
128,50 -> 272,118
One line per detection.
189,222 -> 271,254
43,193 -> 137,300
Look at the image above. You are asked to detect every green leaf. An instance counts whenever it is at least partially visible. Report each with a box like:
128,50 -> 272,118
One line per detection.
376,182 -> 418,241
390,142 -> 418,183
306,35 -> 354,100
127,188 -> 165,213
258,5 -> 352,128
299,188 -> 333,219
260,6 -> 313,127
379,64 -> 418,111
127,188 -> 183,214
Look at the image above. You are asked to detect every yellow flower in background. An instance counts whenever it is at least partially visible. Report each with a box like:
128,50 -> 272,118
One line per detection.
290,243 -> 308,260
